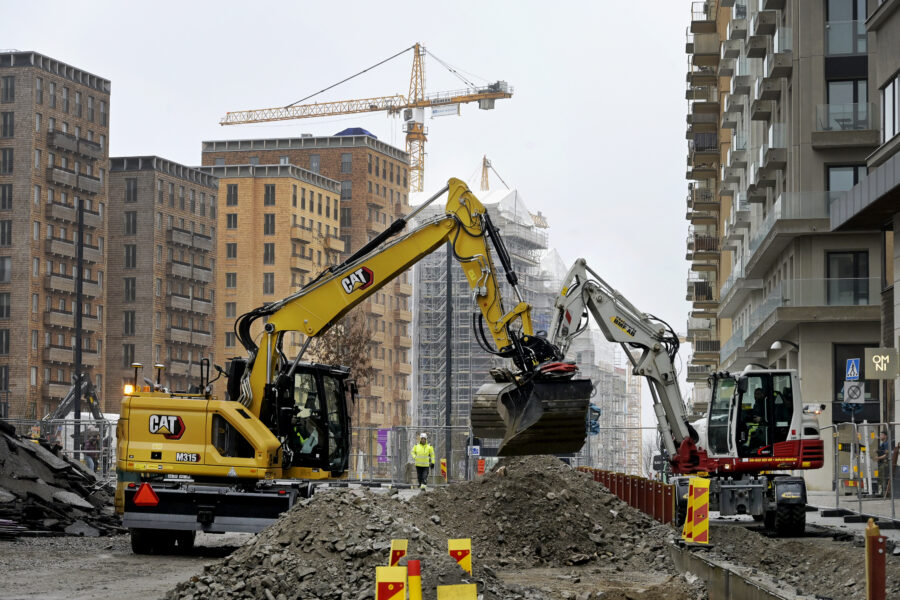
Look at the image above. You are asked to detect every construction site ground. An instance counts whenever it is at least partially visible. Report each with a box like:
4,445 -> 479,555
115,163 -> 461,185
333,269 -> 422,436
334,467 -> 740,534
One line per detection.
2,457 -> 899,599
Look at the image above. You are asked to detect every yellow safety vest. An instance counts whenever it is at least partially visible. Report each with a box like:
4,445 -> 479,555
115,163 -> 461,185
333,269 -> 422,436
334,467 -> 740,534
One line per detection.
411,443 -> 435,467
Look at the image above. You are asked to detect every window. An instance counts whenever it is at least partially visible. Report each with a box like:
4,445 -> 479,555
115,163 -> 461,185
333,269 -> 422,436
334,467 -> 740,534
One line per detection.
264,184 -> 276,206
883,73 -> 900,143
123,311 -> 135,336
317,195 -> 322,215
178,186 -> 185,210
0,112 -> 12,138
87,96 -> 94,122
125,178 -> 137,203
214,157 -> 225,166
34,149 -> 41,169
100,100 -> 107,126
226,272 -> 237,288
0,329 -> 8,354
0,221 -> 10,246
48,81 -> 56,108
309,154 -> 320,173
62,87 -> 69,113
263,272 -> 275,295
0,185 -> 9,209
124,244 -> 137,268
226,183 -> 238,206
824,79 -> 869,130
0,148 -> 12,174
168,182 -> 174,206
279,155 -> 289,165
367,154 -> 372,174
35,77 -> 42,104
825,0 -> 867,55
264,213 -> 275,235
827,251 -> 869,305
0,76 -> 13,103
226,242 -> 237,259
225,332 -> 236,347
0,293 -> 8,318
125,211 -> 137,235
122,344 -> 135,368
292,185 -> 297,207
301,188 -> 306,210
74,91 -> 82,117
828,165 -> 866,193
124,277 -> 136,302
341,180 -> 352,201
34,113 -> 40,133
190,189 -> 195,213
225,302 -> 236,318
226,213 -> 238,229
263,243 -> 275,265
341,153 -> 352,173
341,207 -> 352,227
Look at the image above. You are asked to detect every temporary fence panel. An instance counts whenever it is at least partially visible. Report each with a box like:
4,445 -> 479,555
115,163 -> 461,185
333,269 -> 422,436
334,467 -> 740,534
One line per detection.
3,418 -> 117,480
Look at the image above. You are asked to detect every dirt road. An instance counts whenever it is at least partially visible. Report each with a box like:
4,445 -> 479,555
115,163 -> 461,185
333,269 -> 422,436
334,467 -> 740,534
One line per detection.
0,533 -> 252,600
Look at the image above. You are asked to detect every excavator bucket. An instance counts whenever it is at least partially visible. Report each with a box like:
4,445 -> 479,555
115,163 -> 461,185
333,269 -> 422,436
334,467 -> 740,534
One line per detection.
471,378 -> 592,456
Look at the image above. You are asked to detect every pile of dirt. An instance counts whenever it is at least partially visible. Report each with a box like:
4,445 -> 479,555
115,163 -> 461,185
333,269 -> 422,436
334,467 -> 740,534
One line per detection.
0,420 -> 121,537
167,456 -> 706,600
707,523 -> 900,599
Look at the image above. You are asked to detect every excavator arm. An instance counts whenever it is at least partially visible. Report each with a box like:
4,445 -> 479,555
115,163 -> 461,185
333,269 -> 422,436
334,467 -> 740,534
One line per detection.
549,258 -> 693,459
235,179 -> 590,458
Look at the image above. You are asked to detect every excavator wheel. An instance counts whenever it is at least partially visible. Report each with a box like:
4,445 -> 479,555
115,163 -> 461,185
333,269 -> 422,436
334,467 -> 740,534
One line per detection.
472,377 -> 592,456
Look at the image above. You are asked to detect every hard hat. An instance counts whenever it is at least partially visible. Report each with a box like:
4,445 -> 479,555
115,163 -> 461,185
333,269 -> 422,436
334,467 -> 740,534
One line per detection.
419,433 -> 427,440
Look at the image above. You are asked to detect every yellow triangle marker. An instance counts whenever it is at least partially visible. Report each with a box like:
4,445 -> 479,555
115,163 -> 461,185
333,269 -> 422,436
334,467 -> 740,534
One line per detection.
389,539 -> 407,566
375,566 -> 407,600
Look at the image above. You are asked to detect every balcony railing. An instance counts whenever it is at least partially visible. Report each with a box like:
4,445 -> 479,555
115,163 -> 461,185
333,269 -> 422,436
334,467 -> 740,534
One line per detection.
720,258 -> 746,299
773,26 -> 792,53
720,325 -> 746,362
748,192 -> 833,256
694,339 -> 721,353
689,85 -> 719,104
693,234 -> 720,252
815,103 -> 876,131
825,20 -> 867,56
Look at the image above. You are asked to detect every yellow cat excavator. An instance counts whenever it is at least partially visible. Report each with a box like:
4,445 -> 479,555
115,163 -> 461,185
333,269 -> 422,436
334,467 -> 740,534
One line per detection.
115,178 -> 591,552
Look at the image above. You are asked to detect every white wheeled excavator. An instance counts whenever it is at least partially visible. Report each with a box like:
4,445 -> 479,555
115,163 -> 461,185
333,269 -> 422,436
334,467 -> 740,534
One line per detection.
548,258 -> 824,535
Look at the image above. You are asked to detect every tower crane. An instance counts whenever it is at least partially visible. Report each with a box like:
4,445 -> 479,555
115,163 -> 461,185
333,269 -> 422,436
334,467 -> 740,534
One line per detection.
220,43 -> 513,192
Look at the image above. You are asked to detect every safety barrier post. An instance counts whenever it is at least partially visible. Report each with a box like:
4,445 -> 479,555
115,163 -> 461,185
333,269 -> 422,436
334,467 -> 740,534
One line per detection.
632,476 -> 639,509
639,479 -> 648,515
664,484 -> 674,525
865,518 -> 886,600
375,566 -> 407,600
407,560 -> 422,600
389,539 -> 407,566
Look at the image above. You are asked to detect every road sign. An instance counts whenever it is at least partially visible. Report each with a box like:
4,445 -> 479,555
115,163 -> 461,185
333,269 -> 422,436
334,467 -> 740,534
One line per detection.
846,358 -> 860,381
865,348 -> 898,380
468,446 -> 481,457
843,380 -> 864,404
652,454 -> 666,472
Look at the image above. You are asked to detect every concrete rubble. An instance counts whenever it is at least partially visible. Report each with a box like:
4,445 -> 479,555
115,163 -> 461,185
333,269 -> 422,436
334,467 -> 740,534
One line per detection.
167,456 -> 707,599
0,419 -> 122,537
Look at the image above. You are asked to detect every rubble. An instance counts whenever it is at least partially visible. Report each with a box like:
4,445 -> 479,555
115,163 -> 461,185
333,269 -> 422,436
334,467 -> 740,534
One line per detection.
0,419 -> 122,537
167,456 -> 706,599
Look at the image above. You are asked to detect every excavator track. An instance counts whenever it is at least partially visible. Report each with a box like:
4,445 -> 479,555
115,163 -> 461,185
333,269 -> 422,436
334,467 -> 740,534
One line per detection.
472,378 -> 592,456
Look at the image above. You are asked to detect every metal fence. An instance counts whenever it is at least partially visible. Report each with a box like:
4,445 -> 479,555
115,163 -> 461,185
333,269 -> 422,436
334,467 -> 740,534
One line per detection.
815,421 -> 900,522
3,418 -> 117,480
349,426 -> 477,484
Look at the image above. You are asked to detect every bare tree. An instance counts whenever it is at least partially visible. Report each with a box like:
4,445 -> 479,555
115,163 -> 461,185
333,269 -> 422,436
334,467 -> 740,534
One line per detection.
641,434 -> 661,479
307,307 -> 375,386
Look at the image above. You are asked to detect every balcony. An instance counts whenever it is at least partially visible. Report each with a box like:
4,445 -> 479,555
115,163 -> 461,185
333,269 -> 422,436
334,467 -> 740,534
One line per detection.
77,175 -> 102,195
688,133 -> 718,162
687,65 -> 718,88
396,282 -> 413,297
77,138 -> 103,161
730,74 -> 751,97
745,34 -> 767,58
728,4 -> 748,39
731,193 -> 750,229
47,383 -> 71,400
47,167 -> 77,188
47,131 -> 78,153
722,165 -> 742,184
42,310 -> 100,332
325,236 -> 345,253
290,255 -> 312,273
812,103 -> 879,149
687,278 -> 718,309
764,46 -> 792,80
692,233 -> 720,257
721,39 -> 741,59
825,20 -> 866,56
723,221 -> 742,250
394,335 -> 412,349
43,274 -> 101,297
166,293 -> 192,312
721,109 -> 740,130
720,325 -> 746,364
166,227 -> 193,248
43,346 -> 100,367
193,266 -> 213,283
718,57 -> 735,77
728,132 -> 748,167
693,339 -> 722,362
166,261 -> 192,280
759,122 -> 787,171
687,317 -> 715,336
752,10 -> 777,36
192,330 -> 212,347
167,327 -> 193,344
687,363 -> 713,382
756,76 -> 780,101
745,192 -> 832,277
192,297 -> 212,315
367,301 -> 385,317
393,308 -> 412,323
44,203 -> 102,229
718,258 -> 764,318
692,32 -> 720,66
395,362 -> 413,376
193,233 -> 213,252
724,96 -> 745,119
750,98 -> 773,121
290,225 -> 313,244
166,360 -> 193,377
760,0 -> 784,9
690,185 -> 717,210
690,0 -> 717,33
739,278 -> 881,355
688,209 -> 717,225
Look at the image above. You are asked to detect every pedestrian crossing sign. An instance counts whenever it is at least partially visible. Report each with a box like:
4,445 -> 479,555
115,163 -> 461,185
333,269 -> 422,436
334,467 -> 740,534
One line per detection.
846,358 -> 860,381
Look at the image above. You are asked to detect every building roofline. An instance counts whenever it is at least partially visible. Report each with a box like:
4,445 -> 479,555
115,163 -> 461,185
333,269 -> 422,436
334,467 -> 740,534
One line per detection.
0,51 -> 110,94
201,135 -> 409,163
110,156 -> 218,189
831,148 -> 900,231
197,164 -> 340,193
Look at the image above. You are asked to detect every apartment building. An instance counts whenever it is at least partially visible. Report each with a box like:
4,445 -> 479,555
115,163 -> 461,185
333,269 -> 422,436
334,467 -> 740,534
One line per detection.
201,132 -> 412,428
684,0 -> 885,490
830,0 -> 900,424
411,189 -> 550,438
0,52 -> 110,418
107,157 -> 218,395
196,164 -> 342,392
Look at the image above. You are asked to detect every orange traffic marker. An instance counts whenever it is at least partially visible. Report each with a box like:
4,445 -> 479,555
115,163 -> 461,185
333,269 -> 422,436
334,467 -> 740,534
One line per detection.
690,478 -> 710,545
440,458 -> 447,481
448,538 -> 472,574
389,539 -> 407,566
408,559 -> 422,600
375,566 -> 406,600
436,583 -> 477,599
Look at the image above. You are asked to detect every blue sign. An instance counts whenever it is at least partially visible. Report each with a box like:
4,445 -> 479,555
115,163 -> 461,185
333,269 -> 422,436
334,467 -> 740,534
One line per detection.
846,358 -> 860,381
468,446 -> 481,457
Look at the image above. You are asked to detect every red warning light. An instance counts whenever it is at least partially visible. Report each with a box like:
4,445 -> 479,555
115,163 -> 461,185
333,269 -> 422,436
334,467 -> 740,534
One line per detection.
133,483 -> 160,507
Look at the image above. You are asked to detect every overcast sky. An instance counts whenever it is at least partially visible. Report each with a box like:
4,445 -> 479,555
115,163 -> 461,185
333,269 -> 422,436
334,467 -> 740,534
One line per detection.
3,1 -> 694,435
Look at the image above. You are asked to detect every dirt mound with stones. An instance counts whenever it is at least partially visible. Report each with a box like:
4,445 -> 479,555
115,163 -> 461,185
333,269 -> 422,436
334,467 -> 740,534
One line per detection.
0,420 -> 121,538
167,456 -> 705,600
707,522 -> 900,599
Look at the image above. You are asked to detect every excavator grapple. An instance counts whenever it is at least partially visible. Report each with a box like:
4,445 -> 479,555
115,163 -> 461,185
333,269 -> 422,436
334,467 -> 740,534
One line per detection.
472,378 -> 592,456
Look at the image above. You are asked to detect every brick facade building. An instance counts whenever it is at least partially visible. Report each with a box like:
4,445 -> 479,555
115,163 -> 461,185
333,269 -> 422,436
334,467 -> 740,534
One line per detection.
107,157 -> 218,395
0,51 -> 110,417
201,134 -> 413,427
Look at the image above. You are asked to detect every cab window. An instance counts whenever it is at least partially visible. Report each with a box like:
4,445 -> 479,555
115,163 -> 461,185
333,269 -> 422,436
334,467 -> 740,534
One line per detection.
211,414 -> 254,458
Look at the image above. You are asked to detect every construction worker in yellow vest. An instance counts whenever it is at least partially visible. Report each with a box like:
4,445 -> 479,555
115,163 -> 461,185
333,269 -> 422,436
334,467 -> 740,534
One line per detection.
411,433 -> 435,490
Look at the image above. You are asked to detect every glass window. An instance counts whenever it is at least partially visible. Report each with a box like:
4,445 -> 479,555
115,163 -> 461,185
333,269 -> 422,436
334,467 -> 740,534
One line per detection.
211,414 -> 255,458
0,112 -> 13,138
0,76 -> 13,103
264,213 -> 275,235
226,213 -> 238,229
825,0 -> 867,55
263,243 -> 275,265
309,154 -> 320,173
264,184 -> 275,206
341,153 -> 352,173
226,273 -> 237,288
883,76 -> 899,143
225,302 -> 236,318
226,242 -> 237,259
125,178 -> 137,203
125,211 -> 137,235
226,184 -> 238,206
263,273 -> 274,295
124,277 -> 136,302
827,251 -> 869,305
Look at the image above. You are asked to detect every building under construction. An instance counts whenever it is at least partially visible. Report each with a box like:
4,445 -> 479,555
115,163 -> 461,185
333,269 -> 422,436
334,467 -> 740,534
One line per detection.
411,188 -> 550,432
